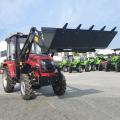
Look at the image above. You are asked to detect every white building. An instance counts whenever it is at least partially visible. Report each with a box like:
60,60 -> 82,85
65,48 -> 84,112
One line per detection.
96,49 -> 114,55
0,41 -> 7,64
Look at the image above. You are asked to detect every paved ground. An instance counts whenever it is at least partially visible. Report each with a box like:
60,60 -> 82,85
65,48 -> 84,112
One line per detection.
0,71 -> 120,120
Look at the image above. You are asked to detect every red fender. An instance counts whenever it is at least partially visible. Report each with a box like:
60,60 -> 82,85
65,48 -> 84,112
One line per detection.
7,64 -> 16,78
2,61 -> 16,78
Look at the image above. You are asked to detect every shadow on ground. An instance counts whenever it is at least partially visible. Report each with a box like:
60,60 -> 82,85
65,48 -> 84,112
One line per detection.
1,81 -> 103,100
35,85 -> 103,99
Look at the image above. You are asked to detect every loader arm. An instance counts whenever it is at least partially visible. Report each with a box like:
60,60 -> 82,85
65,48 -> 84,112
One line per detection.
20,27 -> 42,61
20,24 -> 117,57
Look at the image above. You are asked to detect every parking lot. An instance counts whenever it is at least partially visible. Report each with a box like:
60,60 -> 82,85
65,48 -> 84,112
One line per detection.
0,71 -> 120,120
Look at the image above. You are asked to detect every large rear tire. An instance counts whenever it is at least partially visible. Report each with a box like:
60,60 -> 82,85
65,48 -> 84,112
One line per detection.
20,74 -> 35,100
2,67 -> 14,93
52,73 -> 66,96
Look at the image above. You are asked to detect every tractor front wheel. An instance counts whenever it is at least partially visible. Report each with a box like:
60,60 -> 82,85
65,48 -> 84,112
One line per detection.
52,74 -> 66,96
98,64 -> 103,71
68,67 -> 72,73
105,63 -> 110,72
63,66 -> 68,72
91,64 -> 96,71
20,74 -> 35,100
2,67 -> 14,93
85,65 -> 90,72
78,66 -> 82,73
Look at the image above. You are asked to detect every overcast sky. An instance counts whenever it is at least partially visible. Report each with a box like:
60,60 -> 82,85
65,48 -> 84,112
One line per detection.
0,0 -> 119,48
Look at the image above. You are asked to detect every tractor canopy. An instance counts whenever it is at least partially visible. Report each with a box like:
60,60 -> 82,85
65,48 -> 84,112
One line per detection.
41,23 -> 117,52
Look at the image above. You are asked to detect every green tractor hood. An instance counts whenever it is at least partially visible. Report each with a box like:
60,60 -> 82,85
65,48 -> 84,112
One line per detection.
41,23 -> 117,52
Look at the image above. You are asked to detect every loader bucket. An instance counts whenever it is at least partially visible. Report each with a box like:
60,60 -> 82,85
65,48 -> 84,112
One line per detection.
41,24 -> 117,52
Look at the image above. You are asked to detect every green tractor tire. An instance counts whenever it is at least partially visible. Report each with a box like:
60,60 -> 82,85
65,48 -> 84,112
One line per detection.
78,66 -> 82,73
105,63 -> 110,72
115,62 -> 120,72
68,67 -> 72,73
85,64 -> 90,72
63,66 -> 68,72
98,64 -> 103,71
91,64 -> 96,71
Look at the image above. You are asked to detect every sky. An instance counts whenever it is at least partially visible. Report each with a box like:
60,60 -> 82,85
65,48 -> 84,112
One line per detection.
0,0 -> 119,48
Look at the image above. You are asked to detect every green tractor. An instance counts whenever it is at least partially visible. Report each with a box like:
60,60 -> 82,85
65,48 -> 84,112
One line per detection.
68,57 -> 96,72
114,56 -> 120,72
82,58 -> 91,72
68,57 -> 93,73
88,57 -> 96,71
112,49 -> 120,72
68,57 -> 83,73
82,57 -> 95,72
58,58 -> 69,72
94,56 -> 107,71
105,54 -> 120,72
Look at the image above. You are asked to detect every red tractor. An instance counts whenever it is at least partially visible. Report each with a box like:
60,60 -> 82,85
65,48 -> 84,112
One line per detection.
0,28 -> 67,100
0,24 -> 117,100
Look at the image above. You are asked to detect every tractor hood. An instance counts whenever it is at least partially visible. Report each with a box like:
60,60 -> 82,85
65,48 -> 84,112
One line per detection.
41,23 -> 117,52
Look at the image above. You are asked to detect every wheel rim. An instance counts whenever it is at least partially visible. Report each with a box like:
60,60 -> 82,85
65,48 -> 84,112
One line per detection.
21,81 -> 26,95
78,67 -> 80,72
64,68 -> 67,72
63,67 -> 67,72
2,72 -> 7,88
89,65 -> 91,70
93,65 -> 95,70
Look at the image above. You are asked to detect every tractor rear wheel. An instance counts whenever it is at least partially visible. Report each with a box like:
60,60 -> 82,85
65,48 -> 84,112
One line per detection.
20,74 -> 35,100
85,65 -> 90,72
52,73 -> 66,96
105,63 -> 110,72
2,67 -> 14,93
115,62 -> 120,72
98,64 -> 103,71
63,66 -> 68,72
78,66 -> 82,73
91,64 -> 96,71
68,67 -> 72,73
